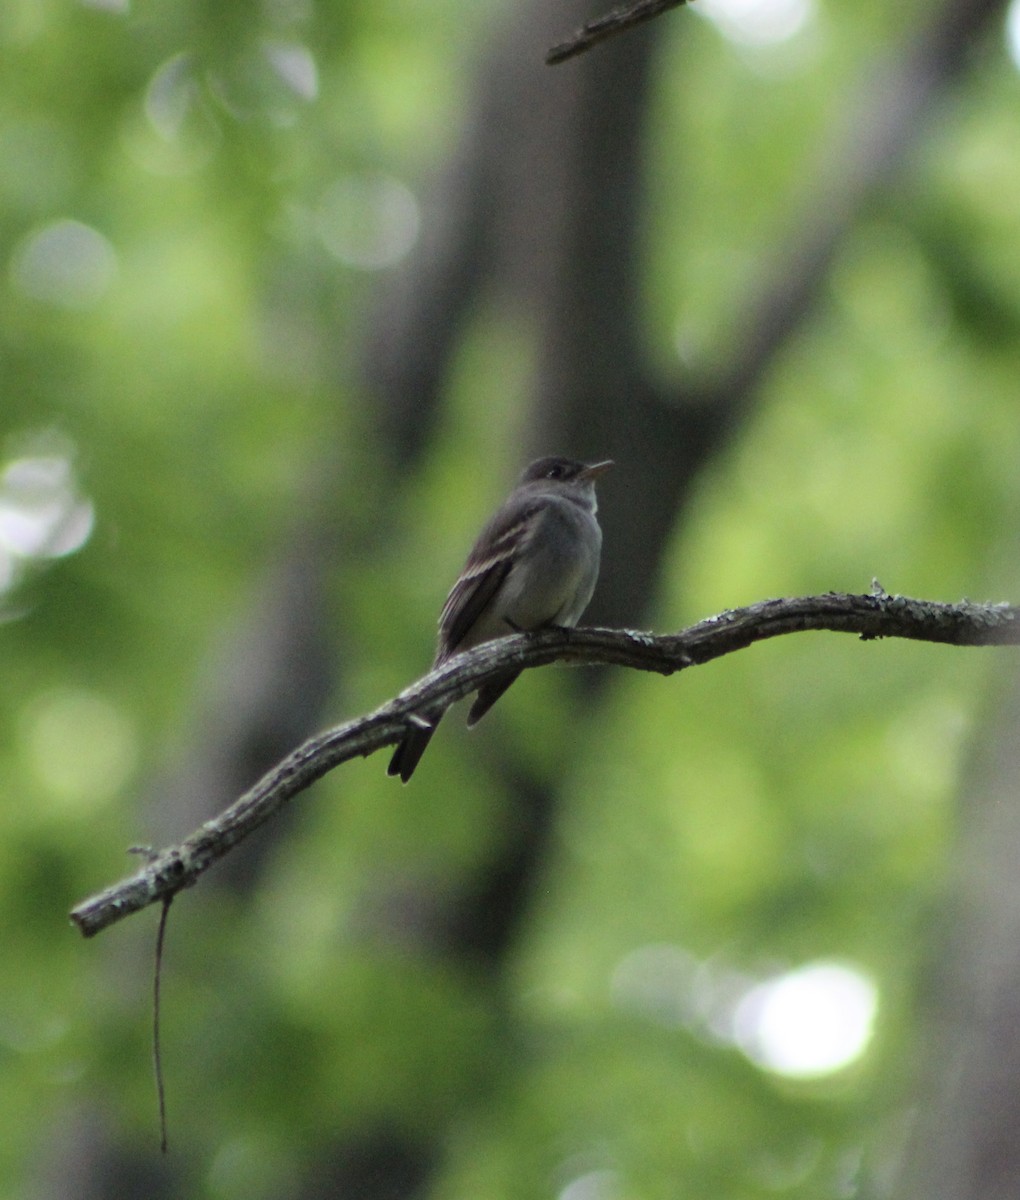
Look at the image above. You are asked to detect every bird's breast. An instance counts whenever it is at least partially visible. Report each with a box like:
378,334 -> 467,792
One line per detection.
498,500 -> 602,631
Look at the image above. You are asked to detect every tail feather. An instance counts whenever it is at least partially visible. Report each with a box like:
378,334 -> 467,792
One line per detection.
389,668 -> 523,780
466,669 -> 522,727
388,714 -> 441,783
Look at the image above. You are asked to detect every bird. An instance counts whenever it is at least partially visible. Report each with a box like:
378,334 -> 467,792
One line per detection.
388,455 -> 613,782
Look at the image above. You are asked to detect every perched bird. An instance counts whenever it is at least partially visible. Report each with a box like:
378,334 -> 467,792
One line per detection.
388,455 -> 613,782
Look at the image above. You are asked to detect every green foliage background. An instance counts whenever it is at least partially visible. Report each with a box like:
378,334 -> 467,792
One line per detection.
2,1 -> 1020,1196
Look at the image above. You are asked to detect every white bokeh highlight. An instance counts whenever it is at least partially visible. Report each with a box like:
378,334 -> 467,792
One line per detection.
698,0 -> 813,46
1007,0 -> 1020,69
10,219 -> 117,309
316,173 -> 421,270
734,960 -> 878,1078
0,438 -> 95,598
612,945 -> 878,1080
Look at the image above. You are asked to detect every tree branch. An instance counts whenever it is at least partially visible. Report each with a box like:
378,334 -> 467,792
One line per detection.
70,592 -> 1020,938
546,0 -> 689,65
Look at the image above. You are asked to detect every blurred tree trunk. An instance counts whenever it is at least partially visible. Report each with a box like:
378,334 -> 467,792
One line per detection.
899,671 -> 1020,1200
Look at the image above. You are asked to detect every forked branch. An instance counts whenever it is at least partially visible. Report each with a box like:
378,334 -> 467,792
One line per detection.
70,592 -> 1020,938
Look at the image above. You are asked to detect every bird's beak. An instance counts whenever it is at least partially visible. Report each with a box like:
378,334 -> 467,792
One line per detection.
578,459 -> 614,481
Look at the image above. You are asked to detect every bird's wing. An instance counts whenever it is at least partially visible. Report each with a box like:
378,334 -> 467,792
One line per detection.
436,502 -> 538,658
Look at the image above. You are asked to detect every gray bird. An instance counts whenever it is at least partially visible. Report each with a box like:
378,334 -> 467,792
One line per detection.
388,455 -> 613,782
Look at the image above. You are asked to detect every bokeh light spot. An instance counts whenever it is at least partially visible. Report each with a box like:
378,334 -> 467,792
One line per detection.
698,0 -> 812,45
145,52 -> 201,140
1007,0 -> 1020,70
610,943 -> 700,1028
127,52 -> 221,175
0,453 -> 94,562
558,1170 -> 620,1200
316,173 -> 421,270
10,219 -> 117,309
21,688 -> 138,812
734,961 -> 878,1078
264,40 -> 318,101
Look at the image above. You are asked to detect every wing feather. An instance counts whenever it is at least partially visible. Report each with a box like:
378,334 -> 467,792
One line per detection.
436,504 -> 538,659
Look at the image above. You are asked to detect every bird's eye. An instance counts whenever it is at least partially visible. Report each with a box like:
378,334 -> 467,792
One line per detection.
546,464 -> 564,479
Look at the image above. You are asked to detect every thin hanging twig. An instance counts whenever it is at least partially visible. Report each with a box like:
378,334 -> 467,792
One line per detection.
153,897 -> 172,1154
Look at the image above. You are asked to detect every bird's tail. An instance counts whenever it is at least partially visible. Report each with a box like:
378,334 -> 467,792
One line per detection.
387,712 -> 443,783
389,668 -> 523,780
466,669 -> 522,727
